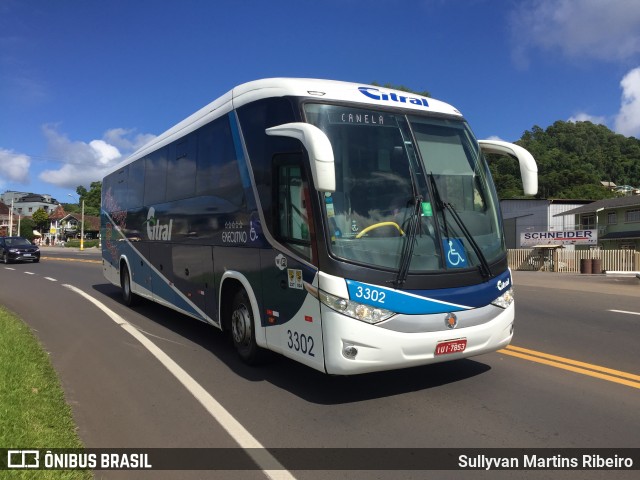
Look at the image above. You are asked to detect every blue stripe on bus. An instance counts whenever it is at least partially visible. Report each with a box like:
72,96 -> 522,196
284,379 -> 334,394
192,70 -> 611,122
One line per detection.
102,213 -> 203,320
345,269 -> 511,315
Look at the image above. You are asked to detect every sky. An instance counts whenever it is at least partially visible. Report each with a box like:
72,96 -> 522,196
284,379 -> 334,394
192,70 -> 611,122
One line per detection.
1,0 -> 640,203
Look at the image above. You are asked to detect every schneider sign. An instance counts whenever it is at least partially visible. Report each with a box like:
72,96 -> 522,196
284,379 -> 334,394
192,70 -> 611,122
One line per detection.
520,230 -> 597,247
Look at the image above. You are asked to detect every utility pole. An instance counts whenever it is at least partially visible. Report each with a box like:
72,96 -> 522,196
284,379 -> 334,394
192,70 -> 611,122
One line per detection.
9,198 -> 13,236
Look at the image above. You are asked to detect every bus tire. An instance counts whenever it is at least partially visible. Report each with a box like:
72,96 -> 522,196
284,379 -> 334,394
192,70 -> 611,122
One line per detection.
120,263 -> 138,307
230,289 -> 265,365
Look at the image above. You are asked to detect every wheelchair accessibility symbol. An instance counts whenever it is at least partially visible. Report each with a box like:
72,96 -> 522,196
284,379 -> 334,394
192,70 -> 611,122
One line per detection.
249,221 -> 258,242
443,238 -> 467,268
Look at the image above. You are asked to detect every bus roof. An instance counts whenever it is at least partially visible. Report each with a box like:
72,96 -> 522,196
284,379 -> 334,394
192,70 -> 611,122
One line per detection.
107,78 -> 462,175
230,78 -> 461,116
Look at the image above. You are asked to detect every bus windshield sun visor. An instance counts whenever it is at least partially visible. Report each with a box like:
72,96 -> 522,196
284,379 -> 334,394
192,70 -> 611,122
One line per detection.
266,122 -> 336,192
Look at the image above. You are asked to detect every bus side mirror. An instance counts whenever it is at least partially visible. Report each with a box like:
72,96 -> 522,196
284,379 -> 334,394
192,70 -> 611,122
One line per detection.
266,123 -> 336,192
478,140 -> 538,196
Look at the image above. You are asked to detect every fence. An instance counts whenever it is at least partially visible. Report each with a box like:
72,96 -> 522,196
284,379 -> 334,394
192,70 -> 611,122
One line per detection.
507,249 -> 640,273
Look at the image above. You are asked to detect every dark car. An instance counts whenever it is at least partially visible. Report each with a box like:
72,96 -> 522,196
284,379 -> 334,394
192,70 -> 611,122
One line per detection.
0,236 -> 41,263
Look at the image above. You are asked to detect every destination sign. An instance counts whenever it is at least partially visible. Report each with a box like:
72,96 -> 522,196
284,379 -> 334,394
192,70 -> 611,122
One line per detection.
327,110 -> 398,127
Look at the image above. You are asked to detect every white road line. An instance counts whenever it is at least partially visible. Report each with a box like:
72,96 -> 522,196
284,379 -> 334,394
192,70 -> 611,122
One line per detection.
128,323 -> 187,345
62,284 -> 295,480
4,267 -> 16,270
608,309 -> 640,317
45,277 -> 58,282
24,271 -> 35,275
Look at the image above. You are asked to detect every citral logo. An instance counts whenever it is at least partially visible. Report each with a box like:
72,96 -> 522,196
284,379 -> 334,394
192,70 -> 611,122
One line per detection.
358,86 -> 429,107
497,278 -> 511,291
145,207 -> 173,241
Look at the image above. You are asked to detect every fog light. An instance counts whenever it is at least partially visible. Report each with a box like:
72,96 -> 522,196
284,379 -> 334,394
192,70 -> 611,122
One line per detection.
343,345 -> 358,359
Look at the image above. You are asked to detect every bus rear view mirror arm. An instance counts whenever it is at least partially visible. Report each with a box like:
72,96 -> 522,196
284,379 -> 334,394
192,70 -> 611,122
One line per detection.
478,140 -> 538,196
266,123 -> 336,192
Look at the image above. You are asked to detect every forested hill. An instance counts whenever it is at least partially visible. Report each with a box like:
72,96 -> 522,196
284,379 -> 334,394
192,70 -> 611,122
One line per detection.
487,121 -> 640,200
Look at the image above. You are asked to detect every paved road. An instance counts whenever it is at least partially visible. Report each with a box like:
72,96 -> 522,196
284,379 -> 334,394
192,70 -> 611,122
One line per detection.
512,271 -> 639,372
1,258 -> 638,479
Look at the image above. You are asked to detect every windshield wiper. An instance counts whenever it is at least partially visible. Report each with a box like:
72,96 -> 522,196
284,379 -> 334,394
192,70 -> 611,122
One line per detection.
392,142 -> 423,289
392,194 -> 422,289
428,173 -> 493,279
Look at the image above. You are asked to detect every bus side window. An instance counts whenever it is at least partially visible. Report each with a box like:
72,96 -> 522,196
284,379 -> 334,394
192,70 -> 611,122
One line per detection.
276,161 -> 312,260
196,116 -> 244,206
167,136 -> 197,202
236,97 -> 298,234
144,148 -> 168,206
127,158 -> 145,209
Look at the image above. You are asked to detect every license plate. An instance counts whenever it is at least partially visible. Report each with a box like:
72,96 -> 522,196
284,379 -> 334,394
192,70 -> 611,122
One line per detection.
435,339 -> 467,356
24,253 -> 32,257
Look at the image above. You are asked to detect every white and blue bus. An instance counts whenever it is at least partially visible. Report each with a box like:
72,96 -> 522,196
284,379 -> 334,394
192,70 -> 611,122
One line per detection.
101,78 -> 537,375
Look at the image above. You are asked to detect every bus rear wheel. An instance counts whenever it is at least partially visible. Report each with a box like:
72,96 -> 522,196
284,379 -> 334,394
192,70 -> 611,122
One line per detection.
120,264 -> 138,307
230,289 -> 264,365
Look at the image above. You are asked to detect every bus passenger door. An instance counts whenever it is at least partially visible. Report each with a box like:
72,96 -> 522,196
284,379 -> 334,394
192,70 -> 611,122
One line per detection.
261,155 -> 325,371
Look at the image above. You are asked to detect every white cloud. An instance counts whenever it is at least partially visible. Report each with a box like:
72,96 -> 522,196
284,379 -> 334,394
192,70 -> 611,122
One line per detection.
38,125 -> 156,189
103,128 -> 155,153
510,0 -> 640,67
568,112 -> 607,125
613,67 -> 640,137
42,124 -> 105,166
38,163 -> 110,190
0,148 -> 31,186
561,68 -> 640,137
88,140 -> 121,165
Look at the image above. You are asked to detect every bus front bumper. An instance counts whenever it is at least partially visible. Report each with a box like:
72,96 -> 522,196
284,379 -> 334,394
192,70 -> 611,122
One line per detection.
321,302 -> 514,375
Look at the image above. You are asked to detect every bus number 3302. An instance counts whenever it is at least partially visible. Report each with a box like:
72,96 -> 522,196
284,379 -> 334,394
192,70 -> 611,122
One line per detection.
355,286 -> 386,304
287,330 -> 315,357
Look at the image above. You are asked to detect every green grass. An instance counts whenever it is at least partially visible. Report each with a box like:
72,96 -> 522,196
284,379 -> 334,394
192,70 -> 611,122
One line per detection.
0,306 -> 92,479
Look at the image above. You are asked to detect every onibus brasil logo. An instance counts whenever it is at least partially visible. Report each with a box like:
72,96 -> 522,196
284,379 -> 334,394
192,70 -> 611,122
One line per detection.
144,207 -> 173,241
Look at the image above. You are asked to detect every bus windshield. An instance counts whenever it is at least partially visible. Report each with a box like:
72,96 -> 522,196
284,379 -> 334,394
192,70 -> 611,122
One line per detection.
304,103 -> 505,274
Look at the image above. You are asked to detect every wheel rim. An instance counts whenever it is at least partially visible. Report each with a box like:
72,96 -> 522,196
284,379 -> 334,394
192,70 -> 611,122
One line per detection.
231,303 -> 251,347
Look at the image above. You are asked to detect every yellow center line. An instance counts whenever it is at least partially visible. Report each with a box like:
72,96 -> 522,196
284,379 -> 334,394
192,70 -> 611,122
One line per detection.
499,345 -> 640,390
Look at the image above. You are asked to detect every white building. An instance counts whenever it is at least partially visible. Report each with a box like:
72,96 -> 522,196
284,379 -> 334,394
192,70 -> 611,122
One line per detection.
0,191 -> 60,217
500,199 -> 591,248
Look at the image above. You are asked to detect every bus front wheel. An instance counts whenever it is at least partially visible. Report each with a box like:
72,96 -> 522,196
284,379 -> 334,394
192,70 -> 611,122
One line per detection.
230,289 -> 264,365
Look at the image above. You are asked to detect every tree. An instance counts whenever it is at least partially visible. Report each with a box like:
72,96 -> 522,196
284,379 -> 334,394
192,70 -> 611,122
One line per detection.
18,217 -> 36,242
32,208 -> 50,233
494,120 -> 640,199
61,202 -> 81,214
76,181 -> 101,216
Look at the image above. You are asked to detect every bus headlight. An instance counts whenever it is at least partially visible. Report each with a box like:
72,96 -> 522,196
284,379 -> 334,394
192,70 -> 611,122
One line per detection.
319,290 -> 395,324
491,287 -> 514,309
